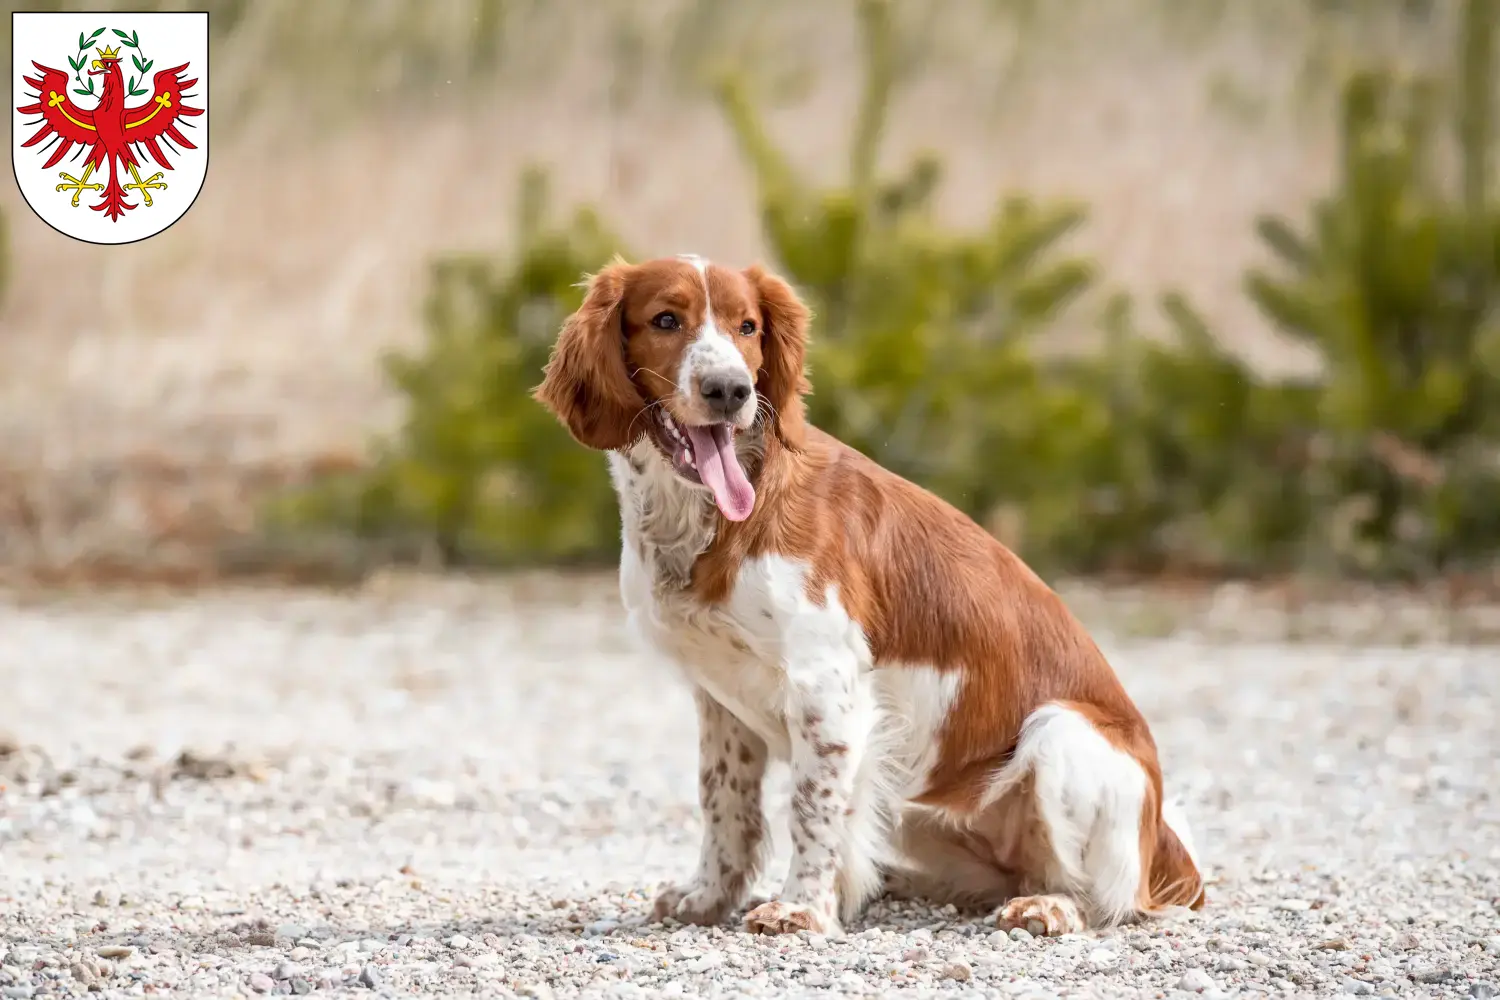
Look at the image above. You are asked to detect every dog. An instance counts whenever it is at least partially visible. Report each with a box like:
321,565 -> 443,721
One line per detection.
533,254 -> 1205,937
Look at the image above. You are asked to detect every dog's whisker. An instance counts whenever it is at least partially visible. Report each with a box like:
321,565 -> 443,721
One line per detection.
633,366 -> 674,388
625,397 -> 669,441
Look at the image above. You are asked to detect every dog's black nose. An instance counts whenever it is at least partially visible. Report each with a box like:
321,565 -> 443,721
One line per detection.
700,372 -> 753,419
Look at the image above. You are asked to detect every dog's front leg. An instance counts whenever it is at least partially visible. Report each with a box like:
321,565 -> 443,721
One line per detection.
653,689 -> 769,925
745,651 -> 866,937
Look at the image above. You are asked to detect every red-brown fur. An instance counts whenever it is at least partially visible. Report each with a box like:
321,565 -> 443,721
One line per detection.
535,256 -> 1204,920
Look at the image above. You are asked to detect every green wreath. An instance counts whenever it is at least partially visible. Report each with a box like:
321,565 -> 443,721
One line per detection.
67,27 -> 154,100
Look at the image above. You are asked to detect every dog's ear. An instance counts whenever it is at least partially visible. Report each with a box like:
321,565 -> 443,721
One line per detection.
534,260 -> 645,451
744,264 -> 812,451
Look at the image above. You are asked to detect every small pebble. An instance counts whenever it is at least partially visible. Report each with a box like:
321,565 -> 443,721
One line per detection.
248,972 -> 275,994
1178,968 -> 1215,992
446,935 -> 471,951
357,964 -> 381,989
940,961 -> 972,982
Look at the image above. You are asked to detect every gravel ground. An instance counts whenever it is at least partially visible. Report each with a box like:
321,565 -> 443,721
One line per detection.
0,574 -> 1496,999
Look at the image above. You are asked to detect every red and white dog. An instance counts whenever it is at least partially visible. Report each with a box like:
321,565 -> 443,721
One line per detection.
534,255 -> 1205,937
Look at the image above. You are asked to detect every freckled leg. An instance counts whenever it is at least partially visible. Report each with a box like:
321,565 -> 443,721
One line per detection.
653,689 -> 769,925
745,660 -> 866,936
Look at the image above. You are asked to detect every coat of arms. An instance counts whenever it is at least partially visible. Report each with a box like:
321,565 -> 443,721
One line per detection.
11,11 -> 208,245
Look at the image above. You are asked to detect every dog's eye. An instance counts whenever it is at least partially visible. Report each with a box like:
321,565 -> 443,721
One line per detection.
739,319 -> 757,336
651,312 -> 680,331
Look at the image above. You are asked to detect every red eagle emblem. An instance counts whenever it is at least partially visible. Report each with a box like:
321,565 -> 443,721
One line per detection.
16,29 -> 203,222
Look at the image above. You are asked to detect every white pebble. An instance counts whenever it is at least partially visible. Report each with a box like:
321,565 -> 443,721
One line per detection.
1178,968 -> 1215,992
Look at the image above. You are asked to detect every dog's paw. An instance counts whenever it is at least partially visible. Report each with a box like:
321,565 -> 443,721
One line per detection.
744,899 -> 838,937
993,894 -> 1086,937
651,882 -> 736,926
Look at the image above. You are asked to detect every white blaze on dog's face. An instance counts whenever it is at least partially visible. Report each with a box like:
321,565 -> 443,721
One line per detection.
668,254 -> 762,431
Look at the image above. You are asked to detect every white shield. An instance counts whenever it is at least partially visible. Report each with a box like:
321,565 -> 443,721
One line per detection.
11,10 -> 209,245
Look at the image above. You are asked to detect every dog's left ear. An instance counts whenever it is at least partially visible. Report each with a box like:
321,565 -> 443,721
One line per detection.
744,264 -> 811,451
533,259 -> 645,451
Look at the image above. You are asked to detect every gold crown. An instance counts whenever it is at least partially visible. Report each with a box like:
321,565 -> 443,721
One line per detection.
95,44 -> 120,60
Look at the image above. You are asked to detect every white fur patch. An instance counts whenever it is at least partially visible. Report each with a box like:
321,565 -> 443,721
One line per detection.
978,703 -> 1149,926
873,667 -> 962,800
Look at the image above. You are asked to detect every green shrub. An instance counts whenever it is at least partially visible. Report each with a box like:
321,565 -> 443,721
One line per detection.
1245,53 -> 1500,576
266,169 -> 628,567
1024,292 -> 1319,576
1055,2 -> 1500,581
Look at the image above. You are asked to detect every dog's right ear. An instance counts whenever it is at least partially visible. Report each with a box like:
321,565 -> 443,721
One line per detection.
744,264 -> 812,451
533,259 -> 645,451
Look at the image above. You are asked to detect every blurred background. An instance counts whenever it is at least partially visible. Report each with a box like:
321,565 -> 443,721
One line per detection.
3,0 -> 1497,591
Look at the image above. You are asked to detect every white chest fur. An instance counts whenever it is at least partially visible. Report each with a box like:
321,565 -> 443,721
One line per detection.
608,441 -> 801,755
605,442 -> 957,785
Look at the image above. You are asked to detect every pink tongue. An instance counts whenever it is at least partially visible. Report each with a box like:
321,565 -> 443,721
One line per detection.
685,424 -> 755,521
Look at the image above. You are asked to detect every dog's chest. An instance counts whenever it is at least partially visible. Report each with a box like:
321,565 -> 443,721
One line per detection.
609,449 -> 793,749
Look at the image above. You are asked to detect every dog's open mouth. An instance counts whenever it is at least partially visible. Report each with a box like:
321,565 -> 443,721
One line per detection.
651,410 -> 756,522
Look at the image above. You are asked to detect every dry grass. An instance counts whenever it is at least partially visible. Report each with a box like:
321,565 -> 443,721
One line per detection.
0,3 -> 1436,579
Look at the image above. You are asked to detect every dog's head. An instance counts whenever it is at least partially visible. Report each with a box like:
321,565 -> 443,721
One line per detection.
533,255 -> 810,522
